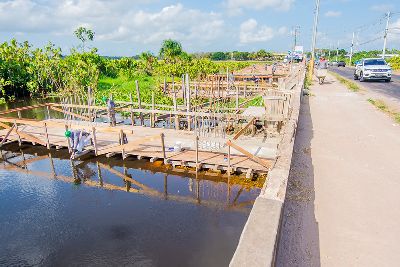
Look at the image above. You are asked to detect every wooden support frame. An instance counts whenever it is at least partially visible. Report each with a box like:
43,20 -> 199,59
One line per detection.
233,117 -> 256,140
226,139 -> 270,169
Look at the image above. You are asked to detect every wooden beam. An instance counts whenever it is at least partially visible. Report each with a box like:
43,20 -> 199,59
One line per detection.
0,124 -> 15,147
233,117 -> 256,140
50,106 -> 91,121
0,120 -> 47,146
0,104 -> 49,115
226,139 -> 270,169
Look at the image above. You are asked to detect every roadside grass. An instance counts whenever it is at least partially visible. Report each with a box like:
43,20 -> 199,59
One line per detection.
367,98 -> 400,124
330,72 -> 360,92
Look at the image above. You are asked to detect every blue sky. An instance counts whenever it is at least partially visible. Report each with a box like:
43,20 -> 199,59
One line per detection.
0,0 -> 398,56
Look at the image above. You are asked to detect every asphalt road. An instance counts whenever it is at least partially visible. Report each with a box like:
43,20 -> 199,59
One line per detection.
329,66 -> 400,100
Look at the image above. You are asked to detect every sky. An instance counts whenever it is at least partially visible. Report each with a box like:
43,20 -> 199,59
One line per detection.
0,0 -> 399,56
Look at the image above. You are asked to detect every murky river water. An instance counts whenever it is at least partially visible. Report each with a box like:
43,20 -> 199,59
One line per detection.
0,99 -> 262,266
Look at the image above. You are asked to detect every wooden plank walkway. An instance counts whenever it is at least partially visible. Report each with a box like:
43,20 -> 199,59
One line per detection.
0,119 -> 274,174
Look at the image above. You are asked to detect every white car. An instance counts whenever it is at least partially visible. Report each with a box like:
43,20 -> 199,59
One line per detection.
354,58 -> 392,82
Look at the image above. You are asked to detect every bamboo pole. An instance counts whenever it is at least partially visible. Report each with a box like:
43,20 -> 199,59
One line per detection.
129,92 -> 134,126
195,135 -> 199,172
65,124 -> 72,153
186,73 -> 191,131
151,91 -> 155,128
0,125 -> 15,147
120,129 -> 125,159
227,144 -> 231,175
160,133 -> 166,163
92,127 -> 98,156
43,122 -> 50,149
135,80 -> 143,126
13,120 -> 21,146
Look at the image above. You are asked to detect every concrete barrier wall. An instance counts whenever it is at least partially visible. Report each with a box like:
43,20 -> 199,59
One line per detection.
230,67 -> 305,267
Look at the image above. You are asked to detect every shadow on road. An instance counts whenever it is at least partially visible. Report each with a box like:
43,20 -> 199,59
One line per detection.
275,95 -> 321,267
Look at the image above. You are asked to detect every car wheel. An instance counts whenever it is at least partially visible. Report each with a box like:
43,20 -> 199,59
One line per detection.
359,72 -> 365,82
385,78 -> 391,82
354,72 -> 359,80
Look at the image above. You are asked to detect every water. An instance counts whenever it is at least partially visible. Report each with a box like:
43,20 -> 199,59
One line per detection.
0,144 -> 262,266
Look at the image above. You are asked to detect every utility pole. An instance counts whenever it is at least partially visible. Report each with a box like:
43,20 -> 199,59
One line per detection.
382,11 -> 391,59
309,0 -> 321,77
349,32 -> 355,66
336,41 -> 339,62
294,26 -> 300,47
291,26 -> 300,67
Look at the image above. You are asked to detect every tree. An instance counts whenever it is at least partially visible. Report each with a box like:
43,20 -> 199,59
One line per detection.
159,39 -> 183,62
211,52 -> 227,61
74,26 -> 95,52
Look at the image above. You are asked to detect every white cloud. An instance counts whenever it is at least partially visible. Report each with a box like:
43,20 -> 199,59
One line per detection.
370,4 -> 393,12
0,1 -> 226,52
324,11 -> 342,17
388,18 -> 400,42
239,19 -> 286,44
226,0 -> 294,14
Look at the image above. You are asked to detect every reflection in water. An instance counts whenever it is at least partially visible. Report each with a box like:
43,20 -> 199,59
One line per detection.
0,144 -> 262,266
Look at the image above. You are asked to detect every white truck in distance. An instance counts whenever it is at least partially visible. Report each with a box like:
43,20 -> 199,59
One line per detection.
354,58 -> 392,82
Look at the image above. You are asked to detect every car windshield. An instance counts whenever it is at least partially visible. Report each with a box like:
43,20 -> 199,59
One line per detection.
364,59 -> 387,66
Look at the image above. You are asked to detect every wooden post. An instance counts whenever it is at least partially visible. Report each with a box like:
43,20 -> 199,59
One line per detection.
173,81 -> 179,130
92,127 -> 98,156
65,124 -> 71,153
135,80 -> 143,126
236,85 -> 239,110
14,120 -> 21,146
120,129 -> 125,159
17,110 -> 21,119
195,135 -> 199,172
160,133 -> 166,164
186,73 -> 191,131
0,124 -> 15,147
97,162 -> 103,187
164,173 -> 168,199
129,92 -> 134,126
182,74 -> 186,106
46,105 -> 51,120
49,153 -> 56,178
227,144 -> 231,175
244,84 -> 247,98
43,122 -> 50,149
151,91 -> 155,128
163,77 -> 167,93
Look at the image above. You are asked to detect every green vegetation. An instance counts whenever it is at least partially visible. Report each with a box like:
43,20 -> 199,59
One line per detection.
367,98 -> 400,124
388,56 -> 400,70
0,28 -> 278,105
330,72 -> 360,92
209,49 -> 276,61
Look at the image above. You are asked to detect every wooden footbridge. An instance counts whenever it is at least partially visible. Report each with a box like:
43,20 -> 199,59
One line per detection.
0,65 -> 304,179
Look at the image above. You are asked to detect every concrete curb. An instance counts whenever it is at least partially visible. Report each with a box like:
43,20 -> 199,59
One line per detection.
230,68 -> 305,267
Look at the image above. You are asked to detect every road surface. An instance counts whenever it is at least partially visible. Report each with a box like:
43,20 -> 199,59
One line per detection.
330,66 -> 400,100
276,73 -> 400,266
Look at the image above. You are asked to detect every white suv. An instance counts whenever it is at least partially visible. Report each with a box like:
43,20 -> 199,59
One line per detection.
354,58 -> 392,82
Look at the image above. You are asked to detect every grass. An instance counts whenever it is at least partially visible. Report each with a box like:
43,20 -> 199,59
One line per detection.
367,98 -> 400,124
330,72 -> 360,92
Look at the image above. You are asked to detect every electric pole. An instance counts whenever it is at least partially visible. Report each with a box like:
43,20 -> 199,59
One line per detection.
294,26 -> 300,47
336,41 -> 339,62
310,0 -> 321,77
382,11 -> 391,59
349,32 -> 355,65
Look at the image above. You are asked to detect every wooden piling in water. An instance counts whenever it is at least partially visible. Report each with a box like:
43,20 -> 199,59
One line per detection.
160,133 -> 166,163
92,127 -> 98,156
43,122 -> 50,149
